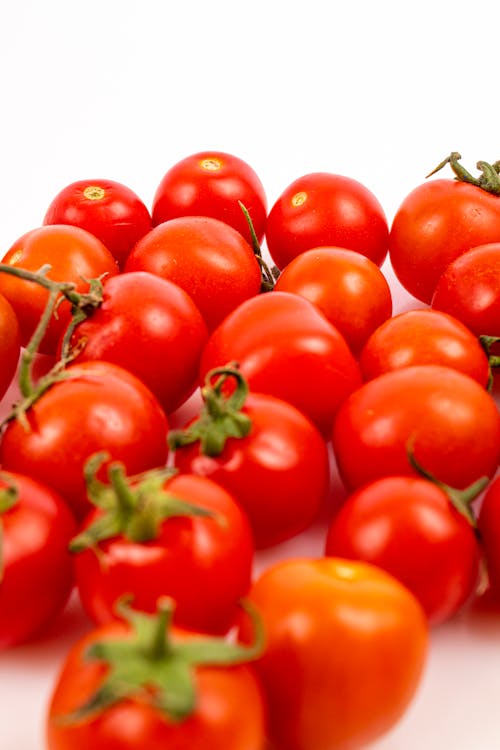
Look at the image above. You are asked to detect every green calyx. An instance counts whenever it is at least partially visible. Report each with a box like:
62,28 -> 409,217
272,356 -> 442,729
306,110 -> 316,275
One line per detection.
0,476 -> 19,584
407,447 -> 488,528
57,596 -> 265,725
168,364 -> 253,458
69,453 -> 217,553
426,152 -> 500,195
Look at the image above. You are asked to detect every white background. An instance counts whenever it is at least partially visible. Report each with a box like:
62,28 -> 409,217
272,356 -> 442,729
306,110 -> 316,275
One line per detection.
1,1 -> 500,748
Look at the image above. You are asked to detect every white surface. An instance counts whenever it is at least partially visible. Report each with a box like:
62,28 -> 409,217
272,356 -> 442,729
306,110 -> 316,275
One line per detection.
1,2 -> 500,748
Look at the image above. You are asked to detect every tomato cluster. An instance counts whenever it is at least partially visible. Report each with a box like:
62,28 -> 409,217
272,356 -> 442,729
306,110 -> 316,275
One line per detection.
1,149 -> 499,750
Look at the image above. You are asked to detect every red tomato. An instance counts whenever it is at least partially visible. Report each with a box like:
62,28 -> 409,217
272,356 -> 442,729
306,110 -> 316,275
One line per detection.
325,475 -> 482,624
199,291 -> 362,436
46,601 -> 267,750
247,557 -> 428,750
0,472 -> 76,648
72,469 -> 254,634
274,246 -> 392,354
265,172 -> 389,270
0,225 -> 118,355
332,364 -> 500,493
432,242 -> 500,337
124,216 -> 262,331
0,361 -> 169,520
0,293 -> 20,401
170,368 -> 330,548
151,150 -> 268,245
359,309 -> 490,387
389,158 -> 500,304
58,271 -> 208,415
43,178 -> 152,268
477,475 -> 500,598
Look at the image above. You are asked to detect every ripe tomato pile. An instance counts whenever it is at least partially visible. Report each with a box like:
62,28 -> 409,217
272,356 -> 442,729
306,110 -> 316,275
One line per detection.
0,149 -> 499,750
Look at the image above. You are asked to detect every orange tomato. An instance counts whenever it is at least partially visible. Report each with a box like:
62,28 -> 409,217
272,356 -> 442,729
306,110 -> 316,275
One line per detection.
248,557 -> 428,750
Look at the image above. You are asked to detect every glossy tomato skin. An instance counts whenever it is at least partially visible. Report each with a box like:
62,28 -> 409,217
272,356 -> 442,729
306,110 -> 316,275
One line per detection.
332,365 -> 500,493
172,393 -> 331,548
432,242 -> 500,337
151,150 -> 268,245
265,172 -> 389,270
274,246 -> 392,354
0,225 -> 119,355
359,309 -> 490,386
199,291 -> 362,437
43,178 -> 152,268
73,474 -> 254,634
0,293 -> 20,401
389,179 -> 500,304
478,475 -> 500,597
124,216 -> 262,331
0,472 -> 77,648
325,476 -> 481,624
0,362 -> 169,520
247,557 -> 427,750
46,619 -> 267,750
59,271 -> 208,415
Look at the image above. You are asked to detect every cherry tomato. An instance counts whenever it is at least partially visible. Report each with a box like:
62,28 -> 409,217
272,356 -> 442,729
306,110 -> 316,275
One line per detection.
46,600 -> 267,750
477,475 -> 500,598
274,245 -> 392,354
332,364 -> 500,493
124,216 -> 262,331
43,178 -> 152,268
265,172 -> 389,270
72,467 -> 255,634
58,271 -> 208,415
246,557 -> 428,750
325,475 -> 482,624
0,361 -> 169,520
199,291 -> 362,436
0,293 -> 20,401
359,308 -> 490,387
0,225 -> 118,355
432,242 -> 500,337
0,471 -> 76,648
151,150 -> 268,245
170,367 -> 331,548
389,155 -> 500,303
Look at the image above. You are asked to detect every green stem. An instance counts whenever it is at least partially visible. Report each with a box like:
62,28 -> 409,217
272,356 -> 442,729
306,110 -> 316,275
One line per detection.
168,364 -> 253,457
238,201 -> 279,291
407,448 -> 487,527
479,335 -> 500,391
426,152 -> 500,195
0,263 -> 105,428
